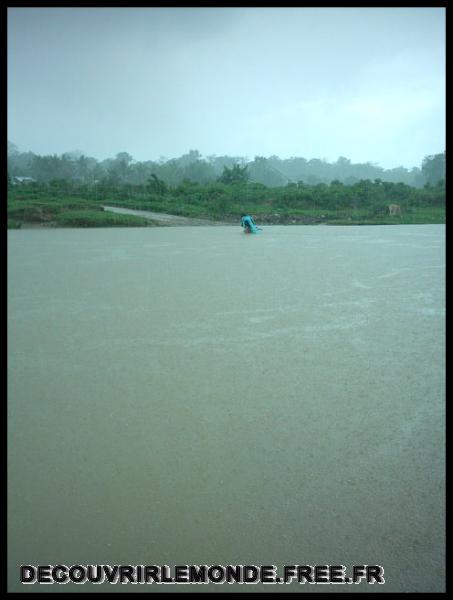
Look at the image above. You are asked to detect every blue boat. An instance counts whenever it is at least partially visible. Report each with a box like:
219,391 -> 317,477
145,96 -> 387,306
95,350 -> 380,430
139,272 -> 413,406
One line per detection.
241,215 -> 261,234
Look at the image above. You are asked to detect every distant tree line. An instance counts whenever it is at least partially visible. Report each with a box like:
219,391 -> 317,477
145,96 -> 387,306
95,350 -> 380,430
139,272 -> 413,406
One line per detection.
7,142 -> 445,189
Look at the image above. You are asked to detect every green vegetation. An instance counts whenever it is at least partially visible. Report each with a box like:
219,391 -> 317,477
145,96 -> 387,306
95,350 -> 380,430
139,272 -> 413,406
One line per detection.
7,176 -> 445,228
218,164 -> 250,185
7,195 -> 98,224
54,210 -> 153,228
8,143 -> 445,189
7,146 -> 445,228
6,192 -> 156,228
7,219 -> 22,229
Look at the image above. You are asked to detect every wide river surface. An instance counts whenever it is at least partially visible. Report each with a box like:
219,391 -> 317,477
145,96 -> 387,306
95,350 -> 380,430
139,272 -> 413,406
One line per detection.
8,225 -> 445,592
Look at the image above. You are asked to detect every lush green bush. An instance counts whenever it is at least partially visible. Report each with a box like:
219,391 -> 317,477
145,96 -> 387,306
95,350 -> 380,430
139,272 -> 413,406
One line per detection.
7,202 -> 62,222
7,176 -> 445,226
54,210 -> 152,227
7,196 -> 100,223
7,219 -> 22,229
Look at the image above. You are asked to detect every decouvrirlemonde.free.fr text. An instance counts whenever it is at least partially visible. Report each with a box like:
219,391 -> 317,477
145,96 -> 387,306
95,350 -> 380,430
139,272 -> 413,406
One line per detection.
21,564 -> 385,585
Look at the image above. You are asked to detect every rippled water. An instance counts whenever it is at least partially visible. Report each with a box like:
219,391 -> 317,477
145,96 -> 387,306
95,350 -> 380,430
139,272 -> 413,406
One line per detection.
8,225 -> 445,592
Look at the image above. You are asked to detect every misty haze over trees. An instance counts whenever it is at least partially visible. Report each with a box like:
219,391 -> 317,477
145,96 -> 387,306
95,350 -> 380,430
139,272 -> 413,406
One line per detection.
7,143 -> 445,188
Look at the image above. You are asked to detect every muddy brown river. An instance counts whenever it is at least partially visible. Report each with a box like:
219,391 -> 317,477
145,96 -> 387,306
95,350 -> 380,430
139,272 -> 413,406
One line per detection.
8,224 -> 445,592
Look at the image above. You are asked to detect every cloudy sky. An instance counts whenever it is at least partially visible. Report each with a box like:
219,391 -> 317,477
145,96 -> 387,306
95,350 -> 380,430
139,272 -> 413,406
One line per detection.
8,7 -> 445,168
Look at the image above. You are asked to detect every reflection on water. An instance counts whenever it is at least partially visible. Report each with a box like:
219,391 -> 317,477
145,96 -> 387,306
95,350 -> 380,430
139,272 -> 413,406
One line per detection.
8,225 -> 445,592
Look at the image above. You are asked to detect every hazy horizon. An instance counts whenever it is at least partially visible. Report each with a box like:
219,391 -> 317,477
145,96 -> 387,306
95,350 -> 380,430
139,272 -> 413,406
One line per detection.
8,7 -> 445,170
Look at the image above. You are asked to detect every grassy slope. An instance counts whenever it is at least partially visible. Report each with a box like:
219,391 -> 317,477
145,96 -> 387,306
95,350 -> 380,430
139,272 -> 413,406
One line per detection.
7,195 -> 155,228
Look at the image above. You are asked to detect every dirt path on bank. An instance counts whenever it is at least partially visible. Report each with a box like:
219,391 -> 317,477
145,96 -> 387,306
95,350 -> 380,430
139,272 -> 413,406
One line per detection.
102,205 -> 230,226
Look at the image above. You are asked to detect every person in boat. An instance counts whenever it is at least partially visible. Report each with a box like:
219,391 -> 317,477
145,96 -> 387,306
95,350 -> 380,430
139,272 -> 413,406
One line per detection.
241,214 -> 257,233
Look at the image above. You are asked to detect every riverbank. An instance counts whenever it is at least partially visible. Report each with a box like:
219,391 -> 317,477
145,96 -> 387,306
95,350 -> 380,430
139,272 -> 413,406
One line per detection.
9,206 -> 445,229
7,181 -> 445,228
102,205 -> 230,226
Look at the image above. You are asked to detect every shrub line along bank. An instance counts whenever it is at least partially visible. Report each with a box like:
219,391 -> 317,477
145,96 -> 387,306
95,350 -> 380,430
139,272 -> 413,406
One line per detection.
7,178 -> 445,228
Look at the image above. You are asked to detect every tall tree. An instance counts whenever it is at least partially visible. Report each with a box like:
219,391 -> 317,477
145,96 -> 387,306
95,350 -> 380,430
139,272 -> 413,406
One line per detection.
218,163 -> 250,185
147,173 -> 168,195
422,152 -> 446,185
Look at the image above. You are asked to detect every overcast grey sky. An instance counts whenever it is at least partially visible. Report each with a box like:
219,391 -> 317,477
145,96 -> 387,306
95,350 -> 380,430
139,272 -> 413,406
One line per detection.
8,7 -> 445,168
